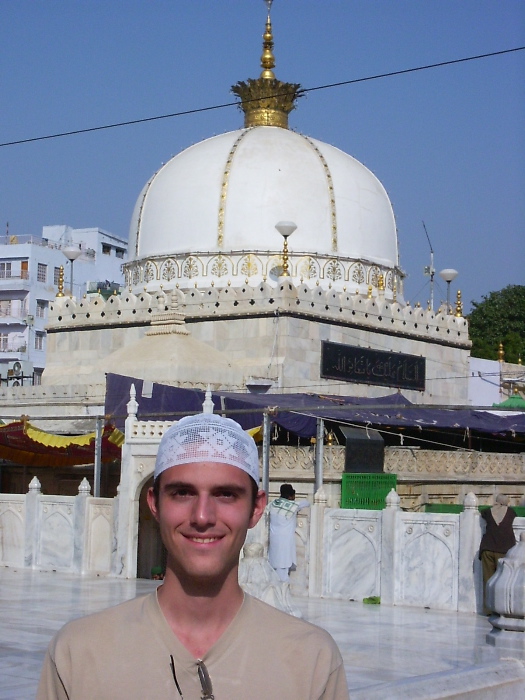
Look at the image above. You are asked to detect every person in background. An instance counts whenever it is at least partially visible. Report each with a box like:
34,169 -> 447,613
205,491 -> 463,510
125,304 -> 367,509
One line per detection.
268,484 -> 310,582
479,493 -> 517,614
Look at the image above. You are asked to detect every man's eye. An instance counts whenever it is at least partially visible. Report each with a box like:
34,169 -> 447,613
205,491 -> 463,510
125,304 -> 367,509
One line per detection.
217,491 -> 237,500
170,489 -> 193,498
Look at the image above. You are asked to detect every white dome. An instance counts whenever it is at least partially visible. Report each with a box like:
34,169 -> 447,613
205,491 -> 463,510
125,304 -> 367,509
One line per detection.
129,126 -> 398,271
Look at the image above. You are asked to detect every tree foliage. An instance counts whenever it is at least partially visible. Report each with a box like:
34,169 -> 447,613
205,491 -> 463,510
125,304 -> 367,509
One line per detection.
467,285 -> 525,363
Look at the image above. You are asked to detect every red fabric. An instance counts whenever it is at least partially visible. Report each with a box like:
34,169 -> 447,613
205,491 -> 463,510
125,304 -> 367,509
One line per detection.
0,421 -> 122,467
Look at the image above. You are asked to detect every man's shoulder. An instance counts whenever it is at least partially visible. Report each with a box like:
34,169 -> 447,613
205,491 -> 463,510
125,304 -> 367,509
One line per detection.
244,594 -> 339,648
51,592 -> 155,650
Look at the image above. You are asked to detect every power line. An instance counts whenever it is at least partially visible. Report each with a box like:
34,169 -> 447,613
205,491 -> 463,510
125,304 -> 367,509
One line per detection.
1,46 -> 523,149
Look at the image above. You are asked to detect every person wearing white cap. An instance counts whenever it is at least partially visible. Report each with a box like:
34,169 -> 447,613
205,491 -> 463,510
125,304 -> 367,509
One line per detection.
38,412 -> 349,699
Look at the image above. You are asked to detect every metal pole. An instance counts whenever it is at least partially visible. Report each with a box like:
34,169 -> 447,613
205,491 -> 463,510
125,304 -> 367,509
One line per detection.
70,260 -> 74,297
94,416 -> 103,497
262,412 -> 271,496
315,417 -> 324,493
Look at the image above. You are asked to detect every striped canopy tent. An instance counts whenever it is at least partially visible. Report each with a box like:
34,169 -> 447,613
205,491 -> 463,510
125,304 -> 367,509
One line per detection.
0,418 -> 124,468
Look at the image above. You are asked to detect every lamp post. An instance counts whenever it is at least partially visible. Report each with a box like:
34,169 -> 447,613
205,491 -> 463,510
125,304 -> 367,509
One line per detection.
439,268 -> 458,314
62,244 -> 82,297
275,221 -> 297,277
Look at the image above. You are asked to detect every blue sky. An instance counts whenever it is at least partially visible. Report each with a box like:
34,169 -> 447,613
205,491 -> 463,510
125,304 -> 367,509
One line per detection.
1,0 -> 523,311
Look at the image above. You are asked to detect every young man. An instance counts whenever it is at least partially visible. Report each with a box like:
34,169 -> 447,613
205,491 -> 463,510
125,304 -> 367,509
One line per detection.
38,413 -> 349,699
269,484 -> 310,582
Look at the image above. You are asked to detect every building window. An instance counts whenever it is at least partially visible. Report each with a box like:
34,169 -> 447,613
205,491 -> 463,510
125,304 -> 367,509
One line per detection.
33,370 -> 42,385
0,333 -> 8,351
36,300 -> 48,318
115,247 -> 125,259
54,266 -> 61,286
37,263 -> 47,283
0,263 -> 12,279
102,244 -> 111,255
35,332 -> 45,351
0,300 -> 12,317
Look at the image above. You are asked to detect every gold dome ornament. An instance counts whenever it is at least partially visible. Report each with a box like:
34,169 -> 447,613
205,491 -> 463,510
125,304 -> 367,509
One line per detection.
231,0 -> 302,128
454,290 -> 463,317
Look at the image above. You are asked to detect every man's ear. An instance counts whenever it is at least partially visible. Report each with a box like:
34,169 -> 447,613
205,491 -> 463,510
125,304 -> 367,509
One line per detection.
249,490 -> 267,529
147,487 -> 160,523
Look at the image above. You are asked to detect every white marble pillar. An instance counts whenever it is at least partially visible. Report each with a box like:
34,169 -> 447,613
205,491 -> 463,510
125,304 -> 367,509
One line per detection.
308,487 -> 327,597
24,477 -> 41,569
458,491 -> 482,613
380,488 -> 401,605
73,478 -> 91,574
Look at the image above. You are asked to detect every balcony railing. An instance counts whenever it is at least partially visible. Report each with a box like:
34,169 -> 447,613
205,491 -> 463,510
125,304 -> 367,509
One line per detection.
0,271 -> 30,280
0,235 -> 61,248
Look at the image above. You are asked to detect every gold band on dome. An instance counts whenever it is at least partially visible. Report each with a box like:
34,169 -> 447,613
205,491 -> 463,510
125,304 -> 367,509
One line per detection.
301,135 -> 338,253
217,131 -> 250,247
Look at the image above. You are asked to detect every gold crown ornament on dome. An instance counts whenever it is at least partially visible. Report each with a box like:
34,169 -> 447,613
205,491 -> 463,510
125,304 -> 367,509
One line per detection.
231,0 -> 302,128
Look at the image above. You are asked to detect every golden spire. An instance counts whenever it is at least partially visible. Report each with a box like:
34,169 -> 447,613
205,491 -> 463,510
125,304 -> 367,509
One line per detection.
454,289 -> 463,317
56,265 -> 65,297
498,342 -> 505,362
231,1 -> 302,128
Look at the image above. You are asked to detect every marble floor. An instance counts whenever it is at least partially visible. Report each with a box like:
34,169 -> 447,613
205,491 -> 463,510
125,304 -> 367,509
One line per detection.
0,567 -> 520,699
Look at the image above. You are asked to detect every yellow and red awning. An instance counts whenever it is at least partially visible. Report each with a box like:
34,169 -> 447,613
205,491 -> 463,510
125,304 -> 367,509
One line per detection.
0,419 -> 123,468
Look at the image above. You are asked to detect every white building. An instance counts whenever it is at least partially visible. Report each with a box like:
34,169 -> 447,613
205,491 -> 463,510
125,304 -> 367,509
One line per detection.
0,225 -> 127,384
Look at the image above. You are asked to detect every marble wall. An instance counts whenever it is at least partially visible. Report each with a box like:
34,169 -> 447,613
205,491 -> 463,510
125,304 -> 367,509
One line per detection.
3,472 -> 525,616
0,477 -> 114,575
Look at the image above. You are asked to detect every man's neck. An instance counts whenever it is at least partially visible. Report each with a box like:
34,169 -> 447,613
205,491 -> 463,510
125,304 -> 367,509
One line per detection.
157,567 -> 244,658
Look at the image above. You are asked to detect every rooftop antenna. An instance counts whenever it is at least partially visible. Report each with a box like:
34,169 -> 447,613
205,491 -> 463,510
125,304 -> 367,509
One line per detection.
422,221 -> 435,310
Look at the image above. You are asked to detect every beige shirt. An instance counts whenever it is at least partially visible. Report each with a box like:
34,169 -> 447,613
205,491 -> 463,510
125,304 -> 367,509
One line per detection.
37,591 -> 349,699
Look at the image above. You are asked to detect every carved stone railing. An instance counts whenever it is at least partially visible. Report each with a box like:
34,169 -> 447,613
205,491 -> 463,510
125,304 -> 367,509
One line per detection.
47,281 -> 469,348
269,445 -> 525,484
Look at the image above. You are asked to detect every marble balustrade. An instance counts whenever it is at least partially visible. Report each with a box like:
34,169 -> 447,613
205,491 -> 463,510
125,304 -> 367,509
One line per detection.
0,476 -> 114,575
2,476 -> 525,614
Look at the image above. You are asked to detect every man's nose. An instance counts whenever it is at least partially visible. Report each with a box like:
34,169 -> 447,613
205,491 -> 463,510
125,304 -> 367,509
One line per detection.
191,494 -> 216,527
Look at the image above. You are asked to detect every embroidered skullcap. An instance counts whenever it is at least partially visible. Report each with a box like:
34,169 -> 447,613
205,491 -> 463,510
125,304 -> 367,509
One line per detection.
154,413 -> 260,484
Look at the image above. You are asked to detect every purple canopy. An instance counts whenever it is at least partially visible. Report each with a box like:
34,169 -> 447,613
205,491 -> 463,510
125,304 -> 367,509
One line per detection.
105,374 -> 525,439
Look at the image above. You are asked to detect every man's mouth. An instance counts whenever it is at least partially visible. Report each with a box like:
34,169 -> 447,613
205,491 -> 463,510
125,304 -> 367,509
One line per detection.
187,536 -> 221,544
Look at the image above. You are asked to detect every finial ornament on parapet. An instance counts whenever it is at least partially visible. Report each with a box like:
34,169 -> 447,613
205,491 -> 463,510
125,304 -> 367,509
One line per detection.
231,0 -> 302,128
455,289 -> 463,317
56,265 -> 65,297
202,385 -> 215,414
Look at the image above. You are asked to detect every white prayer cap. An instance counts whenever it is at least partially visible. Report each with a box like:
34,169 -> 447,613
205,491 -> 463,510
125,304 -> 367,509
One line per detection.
154,413 -> 260,484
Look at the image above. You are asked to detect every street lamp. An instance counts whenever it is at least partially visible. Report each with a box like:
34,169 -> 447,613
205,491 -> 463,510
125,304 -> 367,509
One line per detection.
62,244 -> 82,297
275,221 -> 297,277
439,268 -> 458,314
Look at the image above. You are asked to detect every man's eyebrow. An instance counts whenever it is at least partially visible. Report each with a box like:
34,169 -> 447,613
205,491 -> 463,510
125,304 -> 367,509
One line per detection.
212,483 -> 248,494
162,480 -> 195,491
161,481 -> 248,494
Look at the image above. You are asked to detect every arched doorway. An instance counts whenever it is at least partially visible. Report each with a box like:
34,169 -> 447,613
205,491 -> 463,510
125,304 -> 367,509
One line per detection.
136,476 -> 166,579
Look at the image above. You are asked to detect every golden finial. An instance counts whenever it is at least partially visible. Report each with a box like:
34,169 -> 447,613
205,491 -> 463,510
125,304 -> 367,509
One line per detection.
281,233 -> 290,276
367,285 -> 373,299
378,274 -> 385,291
498,342 -> 505,362
231,1 -> 302,128
56,265 -> 65,297
519,355 -> 522,366
260,1 -> 275,80
455,290 -> 463,317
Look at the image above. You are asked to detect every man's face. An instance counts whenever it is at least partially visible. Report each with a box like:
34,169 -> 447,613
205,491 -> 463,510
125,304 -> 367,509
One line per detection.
147,462 -> 266,587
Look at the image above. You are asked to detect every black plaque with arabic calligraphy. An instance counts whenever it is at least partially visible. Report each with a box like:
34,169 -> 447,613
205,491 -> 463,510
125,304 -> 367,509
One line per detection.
321,341 -> 426,391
